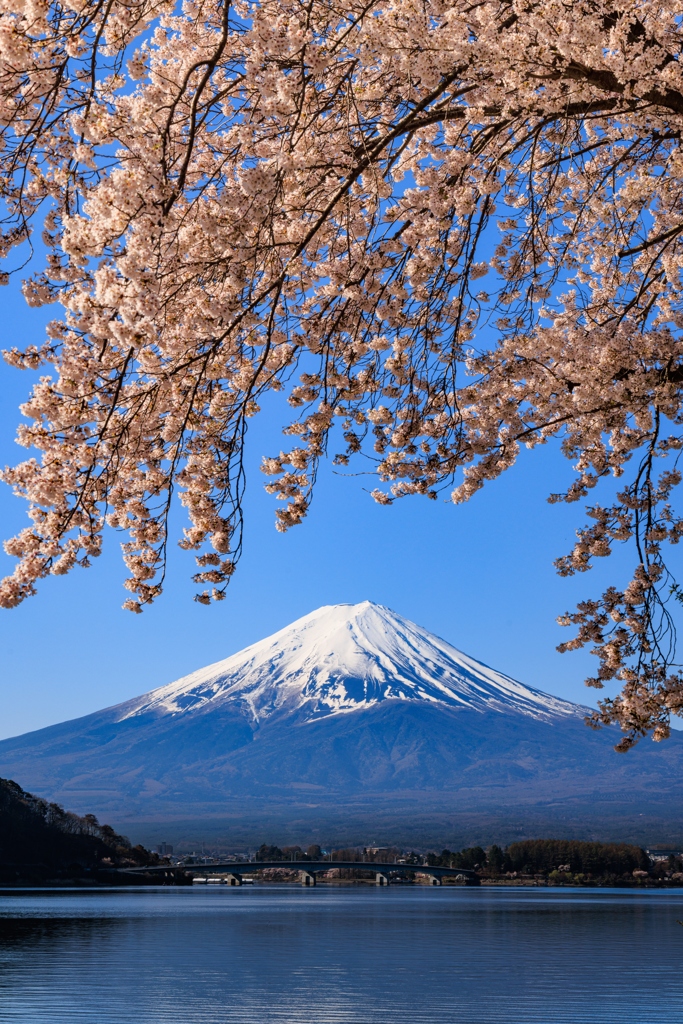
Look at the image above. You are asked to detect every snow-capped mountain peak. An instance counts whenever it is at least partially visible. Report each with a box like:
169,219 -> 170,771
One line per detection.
115,601 -> 581,725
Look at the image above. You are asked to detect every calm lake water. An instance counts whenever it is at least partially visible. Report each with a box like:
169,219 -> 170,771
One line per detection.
0,884 -> 682,1023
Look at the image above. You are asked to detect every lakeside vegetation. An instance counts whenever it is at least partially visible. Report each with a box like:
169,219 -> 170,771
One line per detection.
424,841 -> 671,886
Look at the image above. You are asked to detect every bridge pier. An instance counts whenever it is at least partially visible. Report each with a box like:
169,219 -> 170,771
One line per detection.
300,871 -> 316,887
376,873 -> 389,886
226,874 -> 242,886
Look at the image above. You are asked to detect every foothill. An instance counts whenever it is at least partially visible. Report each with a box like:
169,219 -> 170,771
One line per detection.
3,776 -> 681,890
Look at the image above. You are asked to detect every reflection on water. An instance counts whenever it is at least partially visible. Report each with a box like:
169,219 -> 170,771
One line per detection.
0,885 -> 682,1023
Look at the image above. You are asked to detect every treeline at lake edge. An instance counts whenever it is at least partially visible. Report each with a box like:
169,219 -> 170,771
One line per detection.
429,840 -> 671,885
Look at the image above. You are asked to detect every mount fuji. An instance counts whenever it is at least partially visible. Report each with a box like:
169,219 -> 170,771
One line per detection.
110,601 -> 581,725
1,601 -> 682,846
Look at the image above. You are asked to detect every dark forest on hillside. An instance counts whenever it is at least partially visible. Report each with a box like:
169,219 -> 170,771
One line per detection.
0,777 -> 165,883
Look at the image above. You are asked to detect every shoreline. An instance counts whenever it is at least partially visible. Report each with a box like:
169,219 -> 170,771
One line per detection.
2,876 -> 683,890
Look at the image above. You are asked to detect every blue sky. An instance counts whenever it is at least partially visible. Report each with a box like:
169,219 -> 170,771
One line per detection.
0,275 -> 676,741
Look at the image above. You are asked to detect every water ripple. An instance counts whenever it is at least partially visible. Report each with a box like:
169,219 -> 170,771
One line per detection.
0,886 -> 681,1023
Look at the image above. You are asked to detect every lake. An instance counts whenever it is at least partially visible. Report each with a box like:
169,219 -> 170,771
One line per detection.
0,885 -> 681,1023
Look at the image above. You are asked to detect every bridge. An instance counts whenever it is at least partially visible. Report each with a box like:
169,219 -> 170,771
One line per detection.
120,860 -> 480,886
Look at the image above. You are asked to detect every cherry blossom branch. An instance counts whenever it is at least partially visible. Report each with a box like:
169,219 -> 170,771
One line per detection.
1,0 -> 683,747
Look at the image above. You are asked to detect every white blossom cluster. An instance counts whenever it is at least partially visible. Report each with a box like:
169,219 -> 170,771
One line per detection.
1,0 -> 683,745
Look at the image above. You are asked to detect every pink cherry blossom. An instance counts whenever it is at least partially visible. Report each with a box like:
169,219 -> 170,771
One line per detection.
1,0 -> 683,746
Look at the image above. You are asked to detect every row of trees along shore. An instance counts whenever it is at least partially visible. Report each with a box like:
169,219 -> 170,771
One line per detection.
426,840 -> 660,881
255,841 -> 683,884
0,777 -> 176,884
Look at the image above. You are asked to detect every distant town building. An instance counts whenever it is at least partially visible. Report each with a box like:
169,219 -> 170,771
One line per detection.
156,843 -> 173,856
646,849 -> 682,861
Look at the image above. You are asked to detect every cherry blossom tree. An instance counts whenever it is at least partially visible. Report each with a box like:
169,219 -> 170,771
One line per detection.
1,0 -> 683,747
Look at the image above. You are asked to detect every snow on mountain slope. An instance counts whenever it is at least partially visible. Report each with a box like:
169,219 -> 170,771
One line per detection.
113,601 -> 582,725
